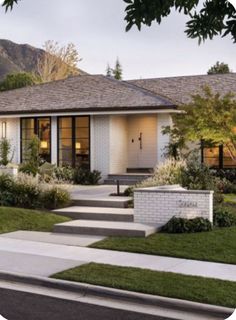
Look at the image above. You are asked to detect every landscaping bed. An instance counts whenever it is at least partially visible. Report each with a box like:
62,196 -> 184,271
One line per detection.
52,263 -> 236,308
0,206 -> 71,234
91,203 -> 236,265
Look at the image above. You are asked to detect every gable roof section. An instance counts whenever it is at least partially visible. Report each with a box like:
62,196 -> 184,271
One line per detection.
129,73 -> 236,105
0,74 -> 175,115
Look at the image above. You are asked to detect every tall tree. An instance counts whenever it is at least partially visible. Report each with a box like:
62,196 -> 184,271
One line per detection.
4,0 -> 236,43
165,87 -> 236,160
0,72 -> 39,91
37,40 -> 80,83
106,63 -> 112,77
112,59 -> 123,80
207,61 -> 231,75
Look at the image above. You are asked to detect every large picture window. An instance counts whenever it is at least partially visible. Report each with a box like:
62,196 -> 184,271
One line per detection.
58,116 -> 90,168
202,144 -> 236,169
21,117 -> 51,163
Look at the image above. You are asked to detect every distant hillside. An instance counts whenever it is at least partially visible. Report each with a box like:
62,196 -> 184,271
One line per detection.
0,39 -> 87,81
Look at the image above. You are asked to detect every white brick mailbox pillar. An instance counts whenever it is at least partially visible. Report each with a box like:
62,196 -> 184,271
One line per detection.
134,185 -> 213,226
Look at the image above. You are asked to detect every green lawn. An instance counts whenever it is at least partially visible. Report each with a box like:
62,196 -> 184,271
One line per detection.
52,263 -> 236,308
224,194 -> 236,204
0,206 -> 70,234
91,204 -> 236,265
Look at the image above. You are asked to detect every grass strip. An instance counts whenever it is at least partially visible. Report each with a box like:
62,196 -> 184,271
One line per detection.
52,262 -> 236,308
0,206 -> 70,234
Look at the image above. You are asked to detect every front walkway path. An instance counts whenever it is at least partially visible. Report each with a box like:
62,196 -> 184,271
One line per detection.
0,236 -> 236,282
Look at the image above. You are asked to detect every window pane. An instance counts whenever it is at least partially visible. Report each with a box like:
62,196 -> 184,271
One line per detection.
59,117 -> 72,128
76,117 -> 89,128
223,146 -> 236,168
203,147 -> 219,167
22,129 -> 34,140
22,119 -> 34,129
60,128 -> 72,139
76,128 -> 89,139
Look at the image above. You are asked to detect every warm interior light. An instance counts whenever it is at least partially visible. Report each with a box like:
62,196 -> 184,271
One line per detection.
76,142 -> 81,149
40,141 -> 48,149
2,122 -> 6,139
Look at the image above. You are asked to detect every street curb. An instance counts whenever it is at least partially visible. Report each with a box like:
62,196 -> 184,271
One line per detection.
0,270 -> 233,319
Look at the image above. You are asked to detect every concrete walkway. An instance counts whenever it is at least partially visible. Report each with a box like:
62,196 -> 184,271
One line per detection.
0,236 -> 236,282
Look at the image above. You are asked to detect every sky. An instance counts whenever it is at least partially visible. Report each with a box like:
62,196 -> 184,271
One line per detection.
0,0 -> 235,80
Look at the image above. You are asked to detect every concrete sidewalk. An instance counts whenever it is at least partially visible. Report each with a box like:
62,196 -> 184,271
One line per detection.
0,236 -> 236,281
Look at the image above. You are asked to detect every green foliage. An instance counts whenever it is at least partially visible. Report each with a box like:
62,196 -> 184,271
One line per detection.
207,61 -> 231,75
167,87 -> 236,161
53,165 -> 75,182
0,138 -> 13,166
0,173 -> 70,209
74,168 -> 101,185
106,63 -> 112,77
214,207 -> 236,228
124,0 -> 236,43
40,186 -> 71,210
162,216 -> 212,234
0,72 -> 39,91
112,58 -> 122,80
19,135 -> 41,176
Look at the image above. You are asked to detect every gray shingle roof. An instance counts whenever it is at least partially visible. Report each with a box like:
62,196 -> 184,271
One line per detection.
0,74 -> 175,115
130,73 -> 236,105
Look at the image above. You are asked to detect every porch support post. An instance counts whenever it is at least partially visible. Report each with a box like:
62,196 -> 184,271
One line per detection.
51,116 -> 57,165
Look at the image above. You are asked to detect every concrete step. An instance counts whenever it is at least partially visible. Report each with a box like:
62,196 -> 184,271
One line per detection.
105,173 -> 152,186
53,220 -> 158,237
71,197 -> 132,208
53,206 -> 134,222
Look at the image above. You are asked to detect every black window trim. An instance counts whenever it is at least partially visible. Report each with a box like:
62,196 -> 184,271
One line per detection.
20,116 -> 52,163
57,115 -> 91,169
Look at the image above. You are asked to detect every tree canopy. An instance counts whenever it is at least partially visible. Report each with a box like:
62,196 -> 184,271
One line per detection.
124,0 -> 236,43
2,0 -> 236,43
207,61 -> 231,74
166,87 -> 236,159
0,72 -> 39,91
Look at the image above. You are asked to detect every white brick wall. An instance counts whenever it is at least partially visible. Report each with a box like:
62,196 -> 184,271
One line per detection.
110,115 -> 128,173
91,115 -> 110,179
51,116 -> 57,165
157,114 -> 172,164
2,118 -> 20,163
134,187 -> 213,225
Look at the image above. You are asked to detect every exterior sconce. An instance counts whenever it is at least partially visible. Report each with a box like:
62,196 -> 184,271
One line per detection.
2,122 -> 6,139
40,141 -> 48,149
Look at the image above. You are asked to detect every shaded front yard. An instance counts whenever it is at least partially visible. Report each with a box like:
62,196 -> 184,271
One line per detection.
0,206 -> 70,234
52,263 -> 236,308
92,203 -> 236,265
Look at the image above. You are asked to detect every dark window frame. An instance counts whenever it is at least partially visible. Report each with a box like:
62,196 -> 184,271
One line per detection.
20,117 -> 52,163
57,116 -> 90,169
201,142 -> 234,169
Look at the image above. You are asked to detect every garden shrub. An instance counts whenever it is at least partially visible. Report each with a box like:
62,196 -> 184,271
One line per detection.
213,207 -> 236,228
213,169 -> 236,184
40,186 -> 71,210
74,168 -> 101,185
12,173 -> 41,209
53,165 -> 75,183
162,216 -> 212,233
135,158 -> 186,189
0,138 -> 13,166
19,135 -> 41,176
0,172 -> 70,210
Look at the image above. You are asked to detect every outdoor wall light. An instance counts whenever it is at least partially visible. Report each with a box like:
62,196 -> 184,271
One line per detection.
40,141 -> 48,149
2,122 -> 6,139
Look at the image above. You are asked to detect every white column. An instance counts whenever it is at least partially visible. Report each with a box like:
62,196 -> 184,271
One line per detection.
51,116 -> 57,165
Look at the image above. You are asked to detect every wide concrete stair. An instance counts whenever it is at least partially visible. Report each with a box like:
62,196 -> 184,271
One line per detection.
71,197 -> 131,208
53,220 -> 158,237
53,206 -> 134,222
104,173 -> 152,186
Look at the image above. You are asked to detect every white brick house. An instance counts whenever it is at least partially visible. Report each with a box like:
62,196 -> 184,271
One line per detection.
0,73 -> 235,178
0,75 -> 177,179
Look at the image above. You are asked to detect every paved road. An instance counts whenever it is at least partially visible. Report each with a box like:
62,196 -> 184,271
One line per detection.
0,236 -> 236,281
